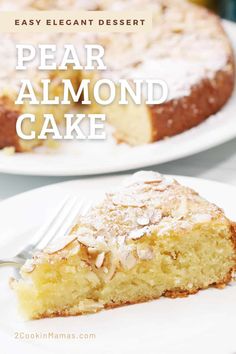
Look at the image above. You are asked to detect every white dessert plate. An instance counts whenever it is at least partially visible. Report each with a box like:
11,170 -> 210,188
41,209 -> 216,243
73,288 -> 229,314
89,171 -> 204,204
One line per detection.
0,173 -> 236,354
0,21 -> 235,177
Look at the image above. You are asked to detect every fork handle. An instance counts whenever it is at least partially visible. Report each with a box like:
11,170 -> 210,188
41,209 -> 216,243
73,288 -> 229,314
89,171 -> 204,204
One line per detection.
0,257 -> 25,267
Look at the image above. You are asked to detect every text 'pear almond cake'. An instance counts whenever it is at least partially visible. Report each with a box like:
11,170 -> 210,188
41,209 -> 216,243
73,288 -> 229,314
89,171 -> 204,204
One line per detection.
0,0 -> 234,150
13,171 -> 236,319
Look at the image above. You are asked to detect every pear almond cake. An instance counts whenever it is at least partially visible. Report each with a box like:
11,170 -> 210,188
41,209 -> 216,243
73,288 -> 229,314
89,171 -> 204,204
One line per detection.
0,0 -> 234,150
13,171 -> 236,319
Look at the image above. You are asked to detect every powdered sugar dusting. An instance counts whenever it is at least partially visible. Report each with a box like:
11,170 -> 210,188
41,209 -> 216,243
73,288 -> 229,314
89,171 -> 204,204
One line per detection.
0,0 -> 232,101
23,171 -> 226,276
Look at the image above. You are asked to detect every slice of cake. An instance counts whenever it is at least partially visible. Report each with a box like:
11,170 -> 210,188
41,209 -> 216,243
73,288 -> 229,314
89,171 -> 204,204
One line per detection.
13,171 -> 236,319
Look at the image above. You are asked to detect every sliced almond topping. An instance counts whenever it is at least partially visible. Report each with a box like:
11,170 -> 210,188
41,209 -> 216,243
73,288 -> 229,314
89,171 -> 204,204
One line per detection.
172,196 -> 187,219
137,216 -> 149,226
68,244 -> 80,257
120,252 -> 137,270
152,184 -> 167,192
103,262 -> 116,282
144,179 -> 162,184
124,171 -> 162,186
150,210 -> 162,224
96,235 -> 107,249
44,235 -> 77,255
77,235 -> 97,248
112,194 -> 145,207
129,227 -> 150,240
95,252 -> 105,268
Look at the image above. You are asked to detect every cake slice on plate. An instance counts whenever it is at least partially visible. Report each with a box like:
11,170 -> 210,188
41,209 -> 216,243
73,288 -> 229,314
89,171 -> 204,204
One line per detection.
13,171 -> 236,319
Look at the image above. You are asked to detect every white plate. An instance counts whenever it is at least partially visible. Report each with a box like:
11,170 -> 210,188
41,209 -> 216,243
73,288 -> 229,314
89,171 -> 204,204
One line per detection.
0,174 -> 236,354
0,21 -> 235,177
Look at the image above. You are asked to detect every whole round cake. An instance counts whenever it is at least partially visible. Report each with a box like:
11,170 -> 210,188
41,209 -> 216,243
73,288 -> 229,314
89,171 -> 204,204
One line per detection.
0,0 -> 234,150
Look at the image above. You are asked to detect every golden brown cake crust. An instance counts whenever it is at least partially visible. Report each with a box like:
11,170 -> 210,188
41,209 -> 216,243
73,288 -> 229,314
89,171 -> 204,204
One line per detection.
149,57 -> 235,141
147,8 -> 235,141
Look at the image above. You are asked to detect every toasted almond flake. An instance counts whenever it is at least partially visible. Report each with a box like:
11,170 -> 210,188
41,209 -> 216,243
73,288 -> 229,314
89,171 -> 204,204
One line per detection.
152,184 -> 167,191
104,262 -> 116,282
95,252 -> 105,268
21,259 -> 36,273
144,179 -> 162,185
137,248 -> 154,260
44,235 -> 77,255
112,195 -> 145,207
172,196 -> 187,219
129,227 -> 150,240
120,252 -> 137,270
68,244 -> 80,257
150,211 -> 162,224
96,236 -> 108,248
137,216 -> 149,226
122,171 -> 162,186
77,235 -> 97,248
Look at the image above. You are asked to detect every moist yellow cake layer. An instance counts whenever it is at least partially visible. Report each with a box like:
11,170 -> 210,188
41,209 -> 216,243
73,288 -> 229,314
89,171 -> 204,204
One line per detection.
15,219 -> 235,319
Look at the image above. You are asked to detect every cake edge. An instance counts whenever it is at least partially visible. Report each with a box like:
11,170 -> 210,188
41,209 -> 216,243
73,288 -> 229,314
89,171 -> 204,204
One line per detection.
149,56 -> 235,142
148,10 -> 235,142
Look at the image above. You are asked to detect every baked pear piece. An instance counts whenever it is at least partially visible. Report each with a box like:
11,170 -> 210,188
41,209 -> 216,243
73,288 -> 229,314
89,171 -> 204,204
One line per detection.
13,171 -> 236,319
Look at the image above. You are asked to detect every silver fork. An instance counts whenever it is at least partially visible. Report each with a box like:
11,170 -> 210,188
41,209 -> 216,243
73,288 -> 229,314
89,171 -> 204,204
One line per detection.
0,196 -> 90,268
